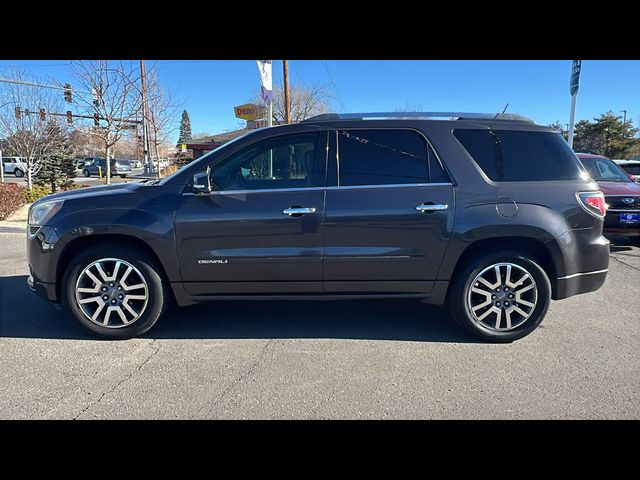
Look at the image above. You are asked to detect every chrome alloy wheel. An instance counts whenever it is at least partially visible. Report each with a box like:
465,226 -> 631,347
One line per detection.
75,258 -> 149,328
466,262 -> 538,332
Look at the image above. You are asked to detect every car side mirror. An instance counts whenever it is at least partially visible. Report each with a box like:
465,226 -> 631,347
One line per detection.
192,172 -> 211,194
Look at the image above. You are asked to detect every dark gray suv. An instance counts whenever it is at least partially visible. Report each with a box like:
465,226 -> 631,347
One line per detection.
26,112 -> 610,341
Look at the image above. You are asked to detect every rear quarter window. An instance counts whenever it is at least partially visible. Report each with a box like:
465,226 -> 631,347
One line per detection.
453,129 -> 583,182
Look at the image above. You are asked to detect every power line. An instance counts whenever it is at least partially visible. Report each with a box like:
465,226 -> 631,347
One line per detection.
321,60 -> 346,112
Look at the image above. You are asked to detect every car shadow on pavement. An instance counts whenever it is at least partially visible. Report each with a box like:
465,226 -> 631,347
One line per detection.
608,235 -> 639,251
0,275 -> 478,343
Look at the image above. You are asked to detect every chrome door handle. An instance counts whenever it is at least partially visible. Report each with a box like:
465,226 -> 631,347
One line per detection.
416,204 -> 448,212
283,207 -> 316,216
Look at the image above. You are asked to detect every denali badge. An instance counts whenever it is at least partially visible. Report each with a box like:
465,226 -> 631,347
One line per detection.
198,259 -> 228,264
622,197 -> 634,205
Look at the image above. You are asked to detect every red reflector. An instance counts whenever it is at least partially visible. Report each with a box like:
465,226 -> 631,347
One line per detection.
578,191 -> 606,217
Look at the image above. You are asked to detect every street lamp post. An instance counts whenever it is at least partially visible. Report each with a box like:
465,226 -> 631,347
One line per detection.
621,110 -> 627,124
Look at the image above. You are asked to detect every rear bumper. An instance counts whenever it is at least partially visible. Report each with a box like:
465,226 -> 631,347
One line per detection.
555,269 -> 608,300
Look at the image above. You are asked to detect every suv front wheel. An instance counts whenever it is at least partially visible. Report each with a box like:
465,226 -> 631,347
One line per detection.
63,244 -> 168,339
449,251 -> 551,342
14,169 -> 24,177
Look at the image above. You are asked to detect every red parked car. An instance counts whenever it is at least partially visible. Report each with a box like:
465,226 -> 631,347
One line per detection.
577,153 -> 640,237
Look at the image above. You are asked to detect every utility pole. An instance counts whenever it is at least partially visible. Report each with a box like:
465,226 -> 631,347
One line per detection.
621,110 -> 627,124
283,60 -> 291,124
0,149 -> 4,184
140,60 -> 156,178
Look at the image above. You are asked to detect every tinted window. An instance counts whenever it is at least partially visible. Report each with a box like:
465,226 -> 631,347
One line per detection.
621,164 -> 640,176
337,129 -> 448,186
453,129 -> 583,182
210,133 -> 321,191
580,157 -> 632,182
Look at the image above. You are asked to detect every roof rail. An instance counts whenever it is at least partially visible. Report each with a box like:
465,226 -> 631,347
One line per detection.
303,112 -> 536,124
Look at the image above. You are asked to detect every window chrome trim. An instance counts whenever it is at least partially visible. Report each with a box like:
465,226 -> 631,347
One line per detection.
182,182 -> 454,196
557,268 -> 608,280
607,208 -> 640,213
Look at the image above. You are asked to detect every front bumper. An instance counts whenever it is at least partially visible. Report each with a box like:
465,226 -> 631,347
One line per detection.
555,268 -> 608,300
604,212 -> 640,235
27,225 -> 63,302
27,274 -> 58,301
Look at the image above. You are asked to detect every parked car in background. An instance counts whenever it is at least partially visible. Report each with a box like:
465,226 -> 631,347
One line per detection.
73,158 -> 88,170
27,112 -> 610,342
613,159 -> 640,182
2,157 -> 28,177
128,159 -> 142,169
577,153 -> 640,237
157,159 -> 172,170
82,158 -> 132,178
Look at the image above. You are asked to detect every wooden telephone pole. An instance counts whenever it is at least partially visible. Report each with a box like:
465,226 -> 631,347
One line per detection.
283,60 -> 291,124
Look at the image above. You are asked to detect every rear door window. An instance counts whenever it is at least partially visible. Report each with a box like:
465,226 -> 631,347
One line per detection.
337,129 -> 449,186
453,129 -> 583,182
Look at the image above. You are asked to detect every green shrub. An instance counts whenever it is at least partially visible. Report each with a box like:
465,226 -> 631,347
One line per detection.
24,185 -> 52,203
0,183 -> 27,220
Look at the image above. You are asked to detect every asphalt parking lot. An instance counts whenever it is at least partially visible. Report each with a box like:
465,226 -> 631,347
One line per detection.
1,225 -> 639,419
1,167 -> 153,188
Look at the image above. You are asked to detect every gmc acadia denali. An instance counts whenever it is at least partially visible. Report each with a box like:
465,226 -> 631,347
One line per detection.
26,112 -> 610,342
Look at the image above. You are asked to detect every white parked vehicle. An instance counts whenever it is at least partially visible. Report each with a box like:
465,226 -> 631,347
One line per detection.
2,157 -> 28,177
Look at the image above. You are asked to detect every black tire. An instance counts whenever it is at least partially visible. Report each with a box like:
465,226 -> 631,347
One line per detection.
83,169 -> 91,177
62,243 -> 168,339
14,169 -> 24,178
120,174 -> 127,178
448,251 -> 551,343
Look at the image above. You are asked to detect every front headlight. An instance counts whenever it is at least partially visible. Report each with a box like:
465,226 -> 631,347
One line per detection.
28,200 -> 64,226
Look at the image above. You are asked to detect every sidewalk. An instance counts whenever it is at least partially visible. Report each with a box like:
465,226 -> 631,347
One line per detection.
0,203 -> 30,234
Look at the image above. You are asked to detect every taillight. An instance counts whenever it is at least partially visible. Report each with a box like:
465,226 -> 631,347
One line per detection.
577,191 -> 606,218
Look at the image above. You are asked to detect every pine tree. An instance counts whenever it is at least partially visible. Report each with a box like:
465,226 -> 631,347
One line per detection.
34,121 -> 76,193
177,110 -> 192,146
573,112 -> 640,158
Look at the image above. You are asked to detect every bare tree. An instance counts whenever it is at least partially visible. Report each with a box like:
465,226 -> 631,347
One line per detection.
69,61 -> 141,184
0,70 -> 64,189
253,82 -> 334,124
145,63 -> 181,161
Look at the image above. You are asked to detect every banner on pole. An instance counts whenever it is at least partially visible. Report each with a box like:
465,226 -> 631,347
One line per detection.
570,60 -> 581,96
256,60 -> 273,104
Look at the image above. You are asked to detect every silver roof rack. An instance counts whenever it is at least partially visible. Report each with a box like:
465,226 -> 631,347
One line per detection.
303,112 -> 535,124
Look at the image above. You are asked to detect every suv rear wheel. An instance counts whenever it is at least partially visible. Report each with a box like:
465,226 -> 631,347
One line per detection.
62,244 -> 168,339
14,169 -> 24,177
449,251 -> 551,342
83,169 -> 91,177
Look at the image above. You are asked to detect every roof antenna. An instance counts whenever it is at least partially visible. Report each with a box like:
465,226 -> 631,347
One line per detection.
495,103 -> 509,118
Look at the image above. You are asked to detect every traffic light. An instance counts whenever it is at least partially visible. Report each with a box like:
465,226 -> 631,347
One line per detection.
92,87 -> 100,107
66,111 -> 73,125
39,108 -> 46,121
64,84 -> 72,103
15,107 -> 21,120
93,113 -> 100,127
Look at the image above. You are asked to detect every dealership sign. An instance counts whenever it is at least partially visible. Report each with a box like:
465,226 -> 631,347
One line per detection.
234,103 -> 266,121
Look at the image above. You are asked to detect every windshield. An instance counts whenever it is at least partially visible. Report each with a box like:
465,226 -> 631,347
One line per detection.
579,156 -> 631,182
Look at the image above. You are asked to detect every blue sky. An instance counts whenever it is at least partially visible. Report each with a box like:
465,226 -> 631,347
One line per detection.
1,60 -> 638,141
